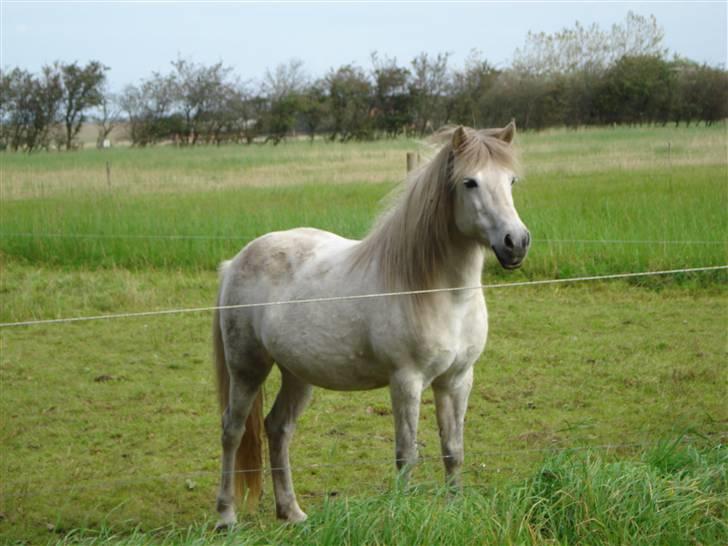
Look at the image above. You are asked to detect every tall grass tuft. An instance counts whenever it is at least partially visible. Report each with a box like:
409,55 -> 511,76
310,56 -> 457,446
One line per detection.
519,439 -> 726,544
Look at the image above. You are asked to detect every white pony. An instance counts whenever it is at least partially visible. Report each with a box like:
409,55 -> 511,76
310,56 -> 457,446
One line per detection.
212,123 -> 530,528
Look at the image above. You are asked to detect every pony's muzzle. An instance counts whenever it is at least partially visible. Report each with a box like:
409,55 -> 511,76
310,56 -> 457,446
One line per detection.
492,229 -> 530,269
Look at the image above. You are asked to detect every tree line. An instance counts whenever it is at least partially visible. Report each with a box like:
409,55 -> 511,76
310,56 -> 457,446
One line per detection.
1,12 -> 726,151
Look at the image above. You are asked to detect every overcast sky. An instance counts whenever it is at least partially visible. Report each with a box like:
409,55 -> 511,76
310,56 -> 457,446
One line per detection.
2,1 -> 726,91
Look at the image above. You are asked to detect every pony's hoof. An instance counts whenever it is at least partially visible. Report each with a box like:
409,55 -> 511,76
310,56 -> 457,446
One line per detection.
290,510 -> 308,523
279,507 -> 308,523
214,520 -> 235,533
214,510 -> 237,532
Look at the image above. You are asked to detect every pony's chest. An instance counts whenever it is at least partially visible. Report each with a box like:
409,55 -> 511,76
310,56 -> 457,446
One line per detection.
372,295 -> 488,381
421,306 -> 488,378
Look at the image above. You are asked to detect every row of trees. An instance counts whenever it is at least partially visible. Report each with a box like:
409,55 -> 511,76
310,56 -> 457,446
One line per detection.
0,61 -> 107,151
1,12 -> 726,151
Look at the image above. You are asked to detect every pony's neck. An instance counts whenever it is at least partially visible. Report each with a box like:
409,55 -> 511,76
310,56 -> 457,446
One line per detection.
355,202 -> 486,292
352,147 -> 487,293
439,233 -> 486,290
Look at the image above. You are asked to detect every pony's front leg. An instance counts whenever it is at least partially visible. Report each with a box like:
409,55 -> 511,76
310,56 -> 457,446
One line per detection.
389,372 -> 424,479
432,367 -> 473,490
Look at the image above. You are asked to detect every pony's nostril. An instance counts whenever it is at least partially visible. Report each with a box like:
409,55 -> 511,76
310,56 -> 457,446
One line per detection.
504,234 -> 514,249
522,232 -> 531,248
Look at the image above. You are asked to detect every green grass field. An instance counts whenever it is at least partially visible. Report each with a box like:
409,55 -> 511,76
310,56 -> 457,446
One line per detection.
1,125 -> 726,544
1,125 -> 725,281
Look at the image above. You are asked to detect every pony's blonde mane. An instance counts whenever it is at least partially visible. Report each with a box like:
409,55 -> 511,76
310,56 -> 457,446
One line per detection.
351,126 -> 519,296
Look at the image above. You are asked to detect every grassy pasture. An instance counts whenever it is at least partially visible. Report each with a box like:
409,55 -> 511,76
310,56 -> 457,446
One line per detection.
0,125 -> 727,544
1,263 -> 726,544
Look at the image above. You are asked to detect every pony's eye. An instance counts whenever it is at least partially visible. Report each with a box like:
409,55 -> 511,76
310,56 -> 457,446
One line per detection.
511,176 -> 519,186
464,178 -> 478,189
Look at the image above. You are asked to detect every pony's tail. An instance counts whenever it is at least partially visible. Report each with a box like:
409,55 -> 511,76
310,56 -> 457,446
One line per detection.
213,276 -> 265,511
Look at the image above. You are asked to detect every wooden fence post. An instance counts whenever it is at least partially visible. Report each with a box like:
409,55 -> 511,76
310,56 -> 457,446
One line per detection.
406,152 -> 416,173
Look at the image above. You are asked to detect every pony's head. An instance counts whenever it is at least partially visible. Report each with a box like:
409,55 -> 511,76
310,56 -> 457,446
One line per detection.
353,122 -> 531,295
446,123 -> 530,269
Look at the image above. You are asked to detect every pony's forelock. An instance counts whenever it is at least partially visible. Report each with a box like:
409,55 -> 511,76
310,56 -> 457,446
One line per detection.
432,125 -> 521,182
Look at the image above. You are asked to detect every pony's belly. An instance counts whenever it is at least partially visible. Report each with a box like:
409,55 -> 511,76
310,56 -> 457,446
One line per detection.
285,360 -> 389,391
260,307 -> 390,391
268,347 -> 390,391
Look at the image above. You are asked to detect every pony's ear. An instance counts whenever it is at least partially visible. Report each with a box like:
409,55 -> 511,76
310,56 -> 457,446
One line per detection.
452,126 -> 467,153
496,120 -> 516,144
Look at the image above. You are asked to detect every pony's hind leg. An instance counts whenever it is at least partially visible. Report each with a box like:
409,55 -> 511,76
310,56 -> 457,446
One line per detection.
264,367 -> 313,522
215,347 -> 273,529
